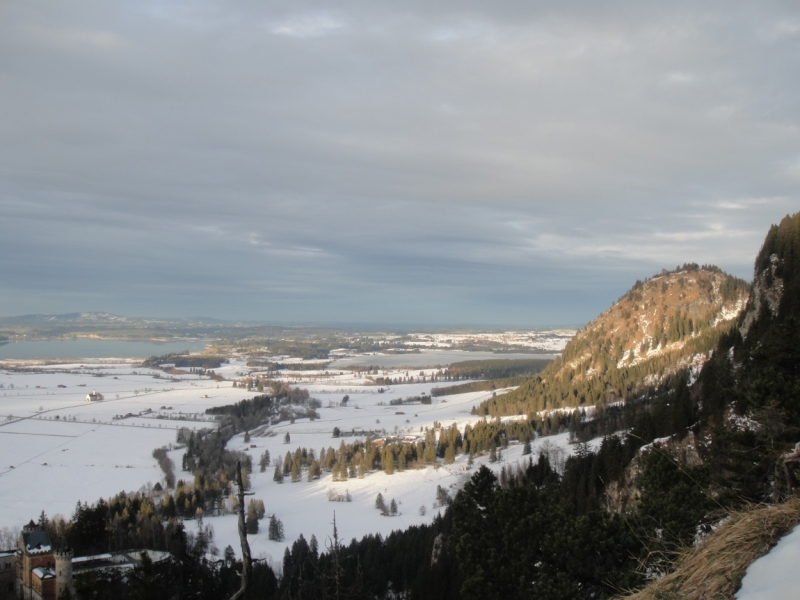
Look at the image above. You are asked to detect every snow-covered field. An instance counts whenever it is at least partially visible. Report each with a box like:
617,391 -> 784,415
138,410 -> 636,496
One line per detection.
737,524 -> 800,600
0,361 -> 248,527
0,357 -> 591,568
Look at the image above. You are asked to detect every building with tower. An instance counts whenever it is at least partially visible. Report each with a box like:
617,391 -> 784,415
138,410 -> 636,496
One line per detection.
54,549 -> 73,600
2,520 -> 167,600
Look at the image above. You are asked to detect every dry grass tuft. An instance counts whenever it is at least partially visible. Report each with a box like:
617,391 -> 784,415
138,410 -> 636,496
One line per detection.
618,499 -> 800,600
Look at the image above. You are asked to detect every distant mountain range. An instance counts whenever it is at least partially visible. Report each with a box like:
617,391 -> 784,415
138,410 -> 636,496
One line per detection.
0,312 -> 229,326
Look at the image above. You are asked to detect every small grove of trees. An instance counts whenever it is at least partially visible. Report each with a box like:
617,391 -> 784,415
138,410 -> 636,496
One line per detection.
152,447 -> 175,489
326,488 -> 352,502
178,427 -> 251,514
434,485 -> 453,507
374,493 -> 398,516
206,385 -> 320,428
245,499 -> 266,534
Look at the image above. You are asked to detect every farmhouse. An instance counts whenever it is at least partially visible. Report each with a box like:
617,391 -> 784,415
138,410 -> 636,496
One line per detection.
85,390 -> 103,402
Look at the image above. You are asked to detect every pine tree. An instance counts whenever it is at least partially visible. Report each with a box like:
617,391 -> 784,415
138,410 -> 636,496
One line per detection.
382,446 -> 395,475
246,501 -> 259,534
259,450 -> 271,472
390,499 -> 398,516
283,452 -> 292,475
273,464 -> 284,484
268,515 -> 285,541
375,493 -> 388,515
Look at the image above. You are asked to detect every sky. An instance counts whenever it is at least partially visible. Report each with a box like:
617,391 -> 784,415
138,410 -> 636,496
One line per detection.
1,1 -> 799,327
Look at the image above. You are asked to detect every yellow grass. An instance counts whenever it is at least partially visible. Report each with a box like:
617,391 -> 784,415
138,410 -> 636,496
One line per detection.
618,499 -> 800,600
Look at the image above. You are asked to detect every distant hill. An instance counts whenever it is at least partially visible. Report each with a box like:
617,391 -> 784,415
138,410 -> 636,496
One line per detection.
477,265 -> 749,416
0,312 -> 256,341
0,312 -> 228,327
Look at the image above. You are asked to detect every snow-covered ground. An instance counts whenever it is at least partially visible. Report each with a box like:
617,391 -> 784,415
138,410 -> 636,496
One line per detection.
0,358 -> 593,569
0,361 -> 250,527
737,524 -> 800,600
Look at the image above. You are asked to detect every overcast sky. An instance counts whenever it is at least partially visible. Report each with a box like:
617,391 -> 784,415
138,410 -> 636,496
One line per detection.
1,1 -> 799,326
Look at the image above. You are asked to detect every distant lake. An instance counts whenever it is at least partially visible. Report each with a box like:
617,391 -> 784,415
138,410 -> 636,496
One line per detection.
328,351 -> 558,369
0,339 -> 209,359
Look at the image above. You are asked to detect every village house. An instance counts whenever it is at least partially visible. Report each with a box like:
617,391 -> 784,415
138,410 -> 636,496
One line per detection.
85,390 -> 104,402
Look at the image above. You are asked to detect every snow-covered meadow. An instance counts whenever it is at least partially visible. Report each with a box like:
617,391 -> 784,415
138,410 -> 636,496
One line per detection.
0,361 -> 246,527
0,357 -> 591,567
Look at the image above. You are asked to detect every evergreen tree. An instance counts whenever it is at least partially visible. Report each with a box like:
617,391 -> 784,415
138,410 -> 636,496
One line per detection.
382,446 -> 395,475
283,451 -> 292,475
308,460 -> 321,481
273,464 -> 284,484
127,551 -> 159,600
375,493 -> 388,515
268,515 -> 285,541
246,501 -> 259,534
259,450 -> 271,472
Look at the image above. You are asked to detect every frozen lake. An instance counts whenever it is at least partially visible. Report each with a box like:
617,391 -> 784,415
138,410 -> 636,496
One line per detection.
0,339 -> 209,359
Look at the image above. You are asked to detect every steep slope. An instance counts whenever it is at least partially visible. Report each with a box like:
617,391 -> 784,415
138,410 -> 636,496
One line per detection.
478,265 -> 749,416
619,500 -> 800,600
738,212 -> 800,347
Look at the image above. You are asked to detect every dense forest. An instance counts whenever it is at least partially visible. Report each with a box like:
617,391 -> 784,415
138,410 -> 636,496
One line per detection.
443,358 -> 553,380
142,352 -> 227,369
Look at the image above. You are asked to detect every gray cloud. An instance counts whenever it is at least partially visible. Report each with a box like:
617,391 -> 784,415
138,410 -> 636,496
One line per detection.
1,1 -> 799,325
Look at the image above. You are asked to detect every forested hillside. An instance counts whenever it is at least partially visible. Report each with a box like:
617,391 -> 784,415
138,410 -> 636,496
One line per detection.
477,265 -> 749,416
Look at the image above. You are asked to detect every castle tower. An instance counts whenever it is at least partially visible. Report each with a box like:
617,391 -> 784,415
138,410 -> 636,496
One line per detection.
55,547 -> 74,598
22,518 -> 38,534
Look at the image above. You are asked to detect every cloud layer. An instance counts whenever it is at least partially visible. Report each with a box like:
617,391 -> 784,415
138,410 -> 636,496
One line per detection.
1,1 -> 798,325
